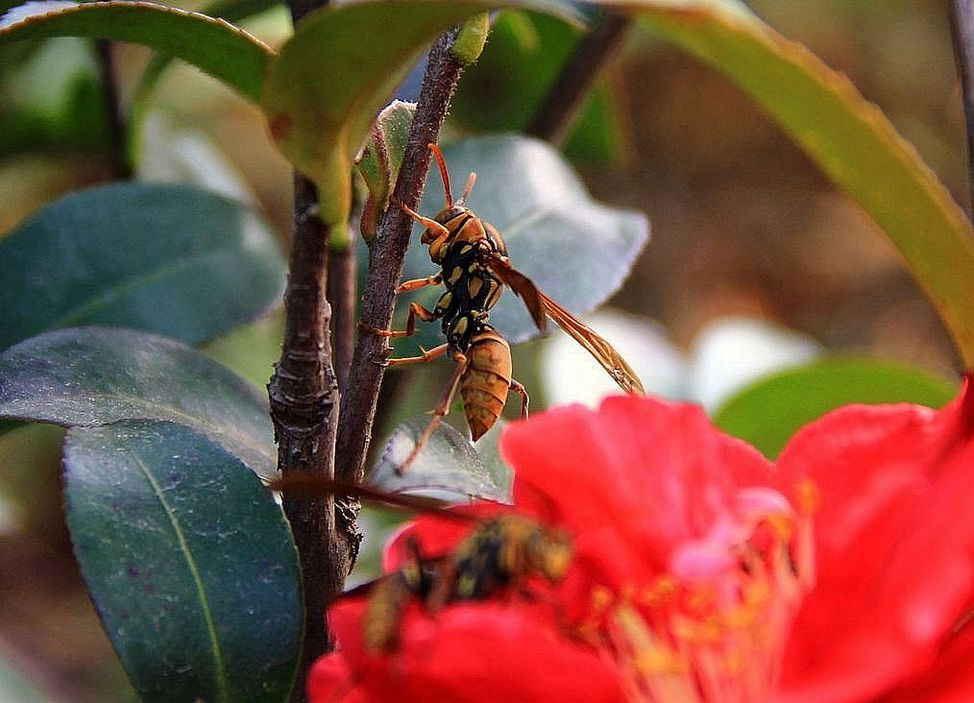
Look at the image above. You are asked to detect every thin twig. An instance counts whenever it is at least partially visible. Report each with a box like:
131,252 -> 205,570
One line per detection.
95,40 -> 132,180
336,30 -> 466,485
524,12 -> 632,145
328,245 -> 357,392
949,0 -> 974,212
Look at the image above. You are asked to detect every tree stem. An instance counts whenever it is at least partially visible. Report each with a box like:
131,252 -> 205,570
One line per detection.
271,1 -> 347,697
337,30 -> 466,485
95,40 -> 132,180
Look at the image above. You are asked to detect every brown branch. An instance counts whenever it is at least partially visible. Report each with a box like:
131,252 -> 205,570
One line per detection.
950,0 -> 974,212
270,0 -> 348,696
336,30 -> 466,485
525,12 -> 632,145
328,245 -> 356,392
268,174 -> 346,691
95,40 -> 132,180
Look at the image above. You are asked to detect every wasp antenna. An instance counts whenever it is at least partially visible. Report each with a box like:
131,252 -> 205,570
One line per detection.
427,143 -> 453,208
456,172 -> 477,206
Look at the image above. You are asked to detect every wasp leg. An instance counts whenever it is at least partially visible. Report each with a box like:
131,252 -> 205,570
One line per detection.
509,378 -> 530,419
397,352 -> 468,475
386,343 -> 449,367
398,272 -> 442,293
359,303 -> 437,339
395,198 -> 451,241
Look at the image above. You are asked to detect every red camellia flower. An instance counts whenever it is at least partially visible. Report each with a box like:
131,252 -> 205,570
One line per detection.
310,377 -> 974,702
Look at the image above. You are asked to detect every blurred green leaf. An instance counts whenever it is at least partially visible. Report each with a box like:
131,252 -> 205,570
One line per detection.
452,10 -> 627,164
64,420 -> 300,702
127,0 -> 282,163
372,417 -> 508,502
0,327 -> 276,479
0,0 -> 272,103
615,0 -> 974,368
713,358 -> 957,458
0,37 -> 108,158
0,182 -> 285,350
400,134 -> 649,348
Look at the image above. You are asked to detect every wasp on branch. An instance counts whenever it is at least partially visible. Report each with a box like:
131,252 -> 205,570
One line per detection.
371,144 -> 644,470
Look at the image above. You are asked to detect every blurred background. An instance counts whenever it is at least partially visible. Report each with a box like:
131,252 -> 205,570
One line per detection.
0,0 -> 966,699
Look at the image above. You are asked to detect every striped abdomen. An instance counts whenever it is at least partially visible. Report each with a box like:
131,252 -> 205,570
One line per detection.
460,329 -> 512,441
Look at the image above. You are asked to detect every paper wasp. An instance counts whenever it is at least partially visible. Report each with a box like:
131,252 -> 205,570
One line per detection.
269,476 -> 573,653
373,144 -> 644,470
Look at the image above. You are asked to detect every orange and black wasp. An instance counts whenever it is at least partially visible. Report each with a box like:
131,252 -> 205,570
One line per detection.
270,476 -> 573,654
375,144 -> 644,469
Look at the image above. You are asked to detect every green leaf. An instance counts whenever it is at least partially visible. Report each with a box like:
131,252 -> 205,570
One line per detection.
0,327 -> 276,479
0,0 -> 272,103
372,417 -> 509,502
401,134 -> 649,345
0,182 -> 285,350
260,0 -> 497,231
713,358 -> 958,458
64,420 -> 300,703
611,0 -> 974,367
355,100 -> 416,242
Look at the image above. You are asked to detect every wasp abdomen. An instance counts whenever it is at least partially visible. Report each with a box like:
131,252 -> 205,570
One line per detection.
460,330 -> 512,441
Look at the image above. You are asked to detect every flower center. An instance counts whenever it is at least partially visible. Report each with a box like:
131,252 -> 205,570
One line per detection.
598,499 -> 815,702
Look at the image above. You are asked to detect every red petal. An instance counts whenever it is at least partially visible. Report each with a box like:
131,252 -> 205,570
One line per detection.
776,379 -> 974,700
327,598 -> 625,702
502,396 -> 774,584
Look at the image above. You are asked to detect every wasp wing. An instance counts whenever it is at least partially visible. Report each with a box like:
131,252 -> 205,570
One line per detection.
537,290 -> 645,395
484,255 -> 548,334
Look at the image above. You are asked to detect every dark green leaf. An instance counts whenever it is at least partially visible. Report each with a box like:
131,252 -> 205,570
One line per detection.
0,0 -> 272,103
372,417 -> 509,502
401,134 -> 649,344
713,358 -> 958,458
64,420 -> 300,702
0,182 -> 285,350
0,327 -> 276,479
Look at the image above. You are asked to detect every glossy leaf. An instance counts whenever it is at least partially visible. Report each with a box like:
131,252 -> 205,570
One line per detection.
401,134 -> 649,344
0,0 -> 272,103
611,0 -> 974,367
713,358 -> 958,458
0,182 -> 285,350
371,417 -> 508,502
0,327 -> 276,479
64,420 -> 300,702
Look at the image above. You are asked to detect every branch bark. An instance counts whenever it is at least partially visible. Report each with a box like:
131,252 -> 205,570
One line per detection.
268,174 -> 346,689
949,0 -> 974,212
270,0 -> 348,695
95,40 -> 132,180
336,30 -> 467,485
